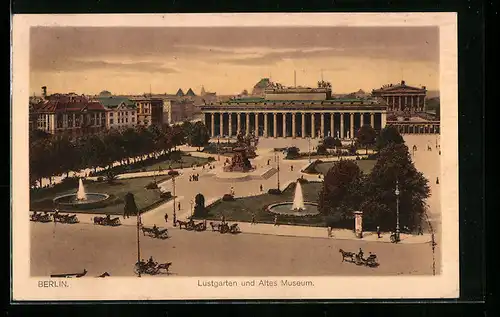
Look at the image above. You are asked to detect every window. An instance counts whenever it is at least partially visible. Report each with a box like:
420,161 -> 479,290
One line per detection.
132,111 -> 135,116
126,112 -> 128,116
132,117 -> 135,122
125,118 -> 128,123
110,112 -> 114,117
110,119 -> 114,124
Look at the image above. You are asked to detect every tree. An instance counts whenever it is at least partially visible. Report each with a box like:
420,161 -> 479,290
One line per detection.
188,121 -> 210,149
193,193 -> 206,217
356,124 -> 377,154
362,143 -> 430,230
376,125 -> 404,151
124,192 -> 139,217
316,144 -> 328,155
285,147 -> 300,159
323,137 -> 342,149
318,160 -> 365,221
181,121 -> 194,143
102,129 -> 125,169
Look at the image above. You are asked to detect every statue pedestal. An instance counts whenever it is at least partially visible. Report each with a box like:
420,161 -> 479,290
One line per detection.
354,211 -> 363,238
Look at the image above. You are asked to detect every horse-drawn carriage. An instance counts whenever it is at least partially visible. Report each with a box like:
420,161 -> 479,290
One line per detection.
30,211 -> 52,223
53,212 -> 79,224
177,219 -> 207,232
339,248 -> 379,268
141,226 -> 169,239
93,215 -> 121,226
209,221 -> 241,234
134,259 -> 172,276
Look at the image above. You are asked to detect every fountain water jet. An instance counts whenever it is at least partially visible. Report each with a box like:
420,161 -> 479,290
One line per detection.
292,181 -> 305,211
76,178 -> 87,201
267,180 -> 319,216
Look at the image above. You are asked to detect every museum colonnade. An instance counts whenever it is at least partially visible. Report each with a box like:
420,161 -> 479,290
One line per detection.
204,111 -> 386,139
390,123 -> 440,134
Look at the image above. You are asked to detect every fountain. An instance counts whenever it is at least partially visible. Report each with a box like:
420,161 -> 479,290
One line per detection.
267,181 -> 319,216
53,178 -> 110,210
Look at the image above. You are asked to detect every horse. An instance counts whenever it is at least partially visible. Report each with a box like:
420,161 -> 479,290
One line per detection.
209,222 -> 221,232
141,227 -> 154,236
157,262 -> 173,274
339,249 -> 355,262
93,216 -> 105,225
177,220 -> 189,229
97,272 -> 110,278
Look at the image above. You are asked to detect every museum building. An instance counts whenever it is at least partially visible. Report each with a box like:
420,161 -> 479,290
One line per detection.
201,83 -> 388,140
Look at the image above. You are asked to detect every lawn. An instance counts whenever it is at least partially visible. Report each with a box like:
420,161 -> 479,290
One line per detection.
94,153 -> 212,176
314,160 -> 377,176
30,176 -> 173,215
199,181 -> 328,227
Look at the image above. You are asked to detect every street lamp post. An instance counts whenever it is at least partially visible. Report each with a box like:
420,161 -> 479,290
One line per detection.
217,136 -> 220,161
307,137 -> 311,163
395,180 -> 401,241
136,210 -> 141,277
190,199 -> 194,218
172,176 -> 177,226
275,152 -> 280,190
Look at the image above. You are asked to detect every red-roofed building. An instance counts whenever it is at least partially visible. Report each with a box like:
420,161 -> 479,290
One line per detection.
32,95 -> 107,136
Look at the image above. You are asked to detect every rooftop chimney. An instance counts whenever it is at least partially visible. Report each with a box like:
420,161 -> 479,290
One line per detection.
401,80 -> 406,85
41,86 -> 47,98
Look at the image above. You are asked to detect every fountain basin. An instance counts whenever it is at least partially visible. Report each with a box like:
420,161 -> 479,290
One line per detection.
53,193 -> 110,210
267,202 -> 319,216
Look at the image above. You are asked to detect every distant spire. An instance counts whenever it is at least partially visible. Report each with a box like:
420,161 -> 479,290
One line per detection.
321,69 -> 324,82
294,70 -> 297,88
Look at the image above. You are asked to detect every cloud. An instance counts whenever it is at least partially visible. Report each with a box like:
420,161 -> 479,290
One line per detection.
32,58 -> 178,73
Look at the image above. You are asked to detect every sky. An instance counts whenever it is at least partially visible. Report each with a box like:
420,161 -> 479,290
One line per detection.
30,26 -> 439,96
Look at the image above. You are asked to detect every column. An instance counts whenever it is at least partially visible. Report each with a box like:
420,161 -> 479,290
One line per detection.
349,113 -> 354,139
273,113 -> 277,138
211,113 -> 215,137
381,112 -> 387,128
392,96 -> 395,110
292,113 -> 296,138
423,96 -> 427,112
399,96 -> 402,111
320,113 -> 325,138
282,113 -> 286,138
246,113 -> 250,135
237,113 -> 241,134
340,113 -> 344,139
330,113 -> 334,138
370,113 -> 375,127
311,114 -> 316,138
301,113 -> 306,138
228,113 -> 233,137
360,113 -> 364,126
219,112 -> 224,136
411,95 -> 415,112
255,113 -> 259,136
264,113 -> 268,137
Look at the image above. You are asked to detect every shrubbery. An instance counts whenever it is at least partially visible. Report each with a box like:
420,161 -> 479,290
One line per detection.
222,194 -> 235,201
145,182 -> 158,190
268,188 -> 282,195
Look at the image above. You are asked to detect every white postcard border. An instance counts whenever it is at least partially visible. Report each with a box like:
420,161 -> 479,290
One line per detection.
12,12 -> 459,300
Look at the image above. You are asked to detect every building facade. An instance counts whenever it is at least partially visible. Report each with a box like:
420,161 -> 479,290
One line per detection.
371,80 -> 427,113
96,97 -> 137,129
128,97 -> 163,127
32,97 -> 107,136
386,120 -> 440,134
202,100 -> 387,139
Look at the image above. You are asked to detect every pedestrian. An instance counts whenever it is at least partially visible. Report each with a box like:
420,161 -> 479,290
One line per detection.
178,202 -> 181,211
251,213 -> 256,225
376,225 -> 381,238
327,227 -> 332,237
439,150 -> 441,155
267,159 -> 270,165
418,225 -> 423,235
273,215 -> 278,226
189,176 -> 192,182
221,214 -> 225,224
436,177 -> 439,184
230,186 -> 235,196
164,213 -> 168,224
260,184 -> 263,192
290,165 -> 294,171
